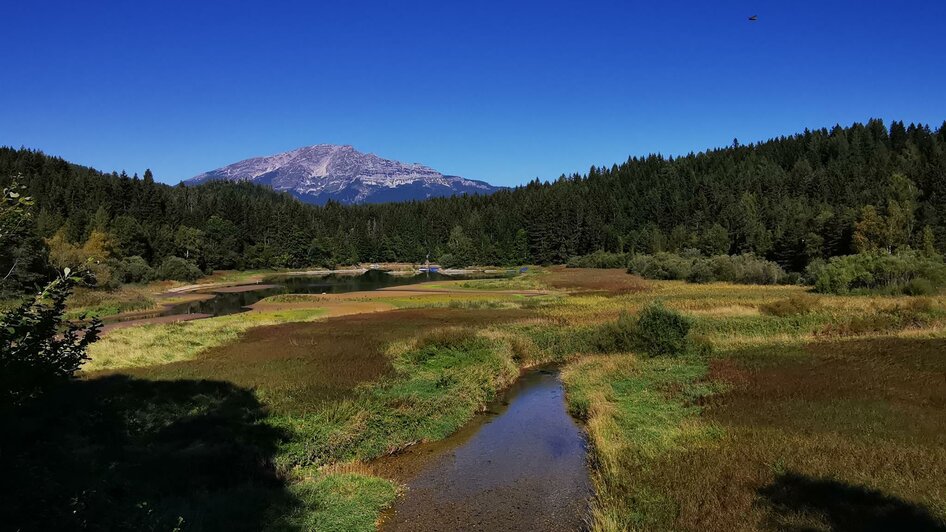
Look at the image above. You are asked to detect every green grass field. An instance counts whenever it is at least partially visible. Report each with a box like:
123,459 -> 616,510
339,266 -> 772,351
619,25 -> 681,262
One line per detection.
12,267 -> 946,530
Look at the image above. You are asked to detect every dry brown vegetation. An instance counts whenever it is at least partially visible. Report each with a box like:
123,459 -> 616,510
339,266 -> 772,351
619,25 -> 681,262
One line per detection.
544,266 -> 649,294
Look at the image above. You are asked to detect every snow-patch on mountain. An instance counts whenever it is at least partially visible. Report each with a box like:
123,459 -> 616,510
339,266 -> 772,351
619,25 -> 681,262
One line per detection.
185,144 -> 500,205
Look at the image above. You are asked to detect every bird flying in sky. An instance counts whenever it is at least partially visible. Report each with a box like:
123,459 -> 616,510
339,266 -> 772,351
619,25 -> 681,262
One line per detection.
748,15 -> 758,21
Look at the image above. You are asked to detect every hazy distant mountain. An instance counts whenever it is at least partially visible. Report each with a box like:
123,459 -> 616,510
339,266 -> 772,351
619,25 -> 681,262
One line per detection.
185,144 -> 500,205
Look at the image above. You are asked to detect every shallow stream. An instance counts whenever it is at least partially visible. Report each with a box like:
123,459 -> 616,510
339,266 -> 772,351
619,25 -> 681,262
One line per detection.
379,367 -> 591,531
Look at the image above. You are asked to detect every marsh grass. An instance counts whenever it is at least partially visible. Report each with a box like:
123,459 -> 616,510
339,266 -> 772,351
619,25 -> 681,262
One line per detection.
562,353 -> 723,530
262,293 -> 328,303
818,298 -> 943,337
646,338 -> 946,530
268,320 -> 525,470
759,294 -> 820,317
65,285 -> 157,319
273,470 -> 399,531
561,279 -> 946,531
86,308 -> 327,371
455,275 -> 547,291
544,267 -> 649,294
60,272 -> 946,530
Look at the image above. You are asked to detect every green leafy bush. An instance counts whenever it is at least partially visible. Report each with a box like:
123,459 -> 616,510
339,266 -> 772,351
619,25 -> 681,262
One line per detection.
1,275 -> 101,408
627,252 -> 694,280
155,256 -> 203,282
110,256 -> 155,284
437,253 -> 459,269
904,278 -> 936,296
596,302 -> 698,358
593,311 -> 638,352
807,251 -> 946,295
566,251 -> 629,269
627,252 -> 786,285
633,302 -> 694,357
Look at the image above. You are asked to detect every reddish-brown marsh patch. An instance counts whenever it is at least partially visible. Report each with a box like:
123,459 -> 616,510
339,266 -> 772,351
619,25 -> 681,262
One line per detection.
637,338 -> 946,530
544,266 -> 647,295
116,308 -> 531,413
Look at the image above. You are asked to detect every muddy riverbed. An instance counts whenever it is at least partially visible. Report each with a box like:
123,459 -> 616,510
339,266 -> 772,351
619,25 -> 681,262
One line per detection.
377,368 -> 591,531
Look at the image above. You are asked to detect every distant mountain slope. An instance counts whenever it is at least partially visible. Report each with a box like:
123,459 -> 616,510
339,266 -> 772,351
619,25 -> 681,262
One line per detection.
185,144 -> 500,204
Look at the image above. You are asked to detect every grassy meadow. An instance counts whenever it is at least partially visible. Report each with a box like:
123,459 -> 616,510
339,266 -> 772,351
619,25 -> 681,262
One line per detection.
558,279 -> 946,530
9,266 -> 946,530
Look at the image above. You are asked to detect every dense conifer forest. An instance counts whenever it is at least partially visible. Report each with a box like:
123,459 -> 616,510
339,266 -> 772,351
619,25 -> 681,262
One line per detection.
3,119 -> 945,295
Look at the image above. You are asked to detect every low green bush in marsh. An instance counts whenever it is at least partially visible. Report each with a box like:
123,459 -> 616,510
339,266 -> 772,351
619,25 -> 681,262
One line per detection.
627,252 -> 787,285
566,251 -> 629,269
596,302 -> 701,358
633,302 -> 695,357
807,251 -> 946,295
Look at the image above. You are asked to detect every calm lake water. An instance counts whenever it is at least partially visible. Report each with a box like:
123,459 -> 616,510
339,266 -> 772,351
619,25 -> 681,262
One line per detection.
380,368 -> 592,531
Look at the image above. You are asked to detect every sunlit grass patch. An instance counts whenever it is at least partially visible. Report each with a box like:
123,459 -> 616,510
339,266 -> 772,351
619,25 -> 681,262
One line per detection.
384,294 -> 520,310
455,274 -> 548,291
260,293 -> 329,304
273,327 -> 522,468
692,312 -> 832,344
197,268 -> 283,285
562,353 -> 723,530
86,308 -> 327,371
383,293 -> 563,311
271,469 -> 399,532
688,304 -> 761,317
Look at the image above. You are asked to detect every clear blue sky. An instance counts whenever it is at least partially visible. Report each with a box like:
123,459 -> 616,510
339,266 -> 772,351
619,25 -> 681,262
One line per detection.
2,1 -> 945,186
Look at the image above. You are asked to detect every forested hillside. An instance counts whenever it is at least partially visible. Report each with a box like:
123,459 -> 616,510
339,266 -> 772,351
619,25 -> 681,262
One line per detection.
2,119 -> 945,294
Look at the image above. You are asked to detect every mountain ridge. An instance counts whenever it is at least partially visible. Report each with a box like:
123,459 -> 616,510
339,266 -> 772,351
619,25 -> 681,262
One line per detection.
185,144 -> 500,204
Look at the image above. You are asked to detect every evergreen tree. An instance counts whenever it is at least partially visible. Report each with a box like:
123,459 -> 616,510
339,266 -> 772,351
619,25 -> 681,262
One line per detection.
3,118 -> 946,275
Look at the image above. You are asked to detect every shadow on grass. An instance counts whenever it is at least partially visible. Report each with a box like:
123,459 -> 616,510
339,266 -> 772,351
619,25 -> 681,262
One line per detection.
759,472 -> 946,531
0,375 -> 295,531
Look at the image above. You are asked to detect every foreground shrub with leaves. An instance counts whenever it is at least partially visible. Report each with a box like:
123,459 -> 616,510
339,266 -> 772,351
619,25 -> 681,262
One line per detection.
0,274 -> 101,408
